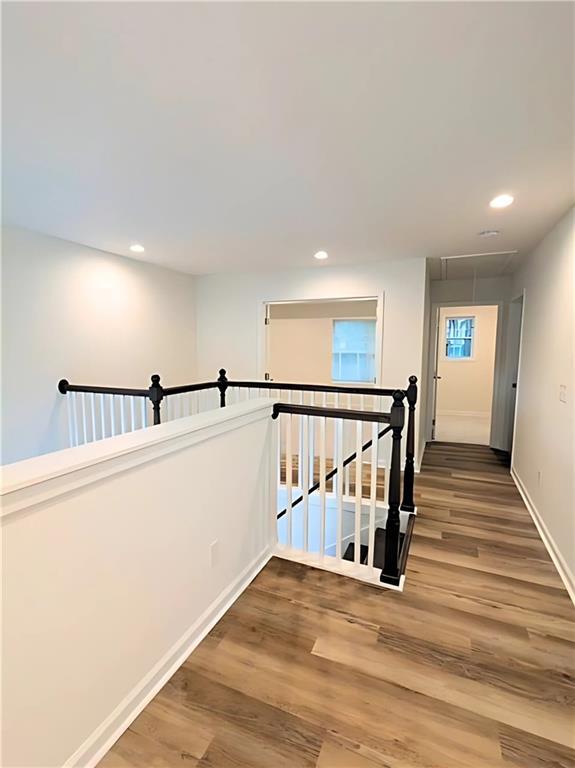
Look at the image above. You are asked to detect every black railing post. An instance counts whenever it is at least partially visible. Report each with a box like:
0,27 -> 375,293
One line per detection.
382,390 -> 405,581
217,368 -> 229,408
148,374 -> 164,425
401,375 -> 418,512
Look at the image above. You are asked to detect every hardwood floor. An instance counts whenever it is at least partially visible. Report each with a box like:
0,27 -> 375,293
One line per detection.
100,443 -> 575,767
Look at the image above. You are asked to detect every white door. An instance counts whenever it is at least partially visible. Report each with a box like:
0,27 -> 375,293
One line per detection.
433,305 -> 499,444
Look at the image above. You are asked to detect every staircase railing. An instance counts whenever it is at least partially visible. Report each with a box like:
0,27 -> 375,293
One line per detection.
272,391 -> 410,585
58,369 -> 417,586
58,369 -> 418,514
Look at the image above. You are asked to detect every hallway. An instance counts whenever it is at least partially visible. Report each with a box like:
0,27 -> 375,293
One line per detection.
101,443 -> 575,767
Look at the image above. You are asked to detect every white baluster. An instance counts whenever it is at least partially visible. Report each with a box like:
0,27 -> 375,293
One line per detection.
319,413 -> 326,558
81,393 -> 88,445
141,397 -> 147,428
336,418 -> 344,560
90,393 -> 96,442
345,394 -> 351,497
354,420 -> 362,565
298,390 -> 304,490
120,396 -> 126,434
308,406 -> 315,487
130,396 -> 136,432
99,394 -> 106,438
368,422 -> 378,569
286,411 -> 293,548
333,392 -> 340,493
67,393 -> 77,447
110,395 -> 116,436
302,415 -> 309,553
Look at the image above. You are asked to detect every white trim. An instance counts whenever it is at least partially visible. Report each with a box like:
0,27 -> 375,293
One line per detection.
64,548 -> 273,768
511,467 -> 575,606
1,400 -> 275,519
274,544 -> 404,592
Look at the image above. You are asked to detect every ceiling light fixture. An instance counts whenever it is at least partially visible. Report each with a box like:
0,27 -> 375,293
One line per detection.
129,243 -> 145,253
478,229 -> 500,237
314,250 -> 328,260
489,194 -> 514,209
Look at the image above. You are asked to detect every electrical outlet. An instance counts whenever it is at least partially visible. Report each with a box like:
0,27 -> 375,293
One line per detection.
559,384 -> 567,403
210,540 -> 219,568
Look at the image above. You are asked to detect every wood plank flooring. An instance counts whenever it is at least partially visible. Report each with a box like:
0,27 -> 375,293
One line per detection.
100,442 -> 575,767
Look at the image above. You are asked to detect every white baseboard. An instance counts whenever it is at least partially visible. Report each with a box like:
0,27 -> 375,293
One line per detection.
65,547 -> 273,768
511,467 -> 575,606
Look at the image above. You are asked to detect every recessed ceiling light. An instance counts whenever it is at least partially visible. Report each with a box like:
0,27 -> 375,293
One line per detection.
489,194 -> 514,209
314,250 -> 328,260
129,243 -> 145,253
478,229 -> 500,237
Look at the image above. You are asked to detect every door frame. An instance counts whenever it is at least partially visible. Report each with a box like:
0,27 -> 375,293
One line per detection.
257,294 -> 385,386
426,299 -> 504,446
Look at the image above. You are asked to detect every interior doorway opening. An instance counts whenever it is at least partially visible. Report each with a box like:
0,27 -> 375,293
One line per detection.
432,304 -> 499,445
264,298 -> 381,386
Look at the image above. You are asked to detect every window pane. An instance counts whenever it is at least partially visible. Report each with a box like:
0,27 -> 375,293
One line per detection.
445,316 -> 474,358
332,320 -> 376,382
446,338 -> 472,358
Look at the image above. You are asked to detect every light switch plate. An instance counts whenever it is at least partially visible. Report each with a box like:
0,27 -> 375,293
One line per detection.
559,384 -> 567,403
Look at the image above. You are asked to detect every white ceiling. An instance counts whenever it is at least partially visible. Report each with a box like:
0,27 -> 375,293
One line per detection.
3,2 -> 574,275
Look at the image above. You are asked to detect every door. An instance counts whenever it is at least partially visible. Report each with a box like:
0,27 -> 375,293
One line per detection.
433,305 -> 499,444
506,295 -> 524,454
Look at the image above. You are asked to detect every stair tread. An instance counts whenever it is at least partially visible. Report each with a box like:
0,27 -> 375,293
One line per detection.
343,527 -> 406,570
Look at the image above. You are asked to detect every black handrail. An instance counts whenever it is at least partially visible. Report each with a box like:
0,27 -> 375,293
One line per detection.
58,380 -> 149,397
229,379 -> 398,397
272,403 -> 391,424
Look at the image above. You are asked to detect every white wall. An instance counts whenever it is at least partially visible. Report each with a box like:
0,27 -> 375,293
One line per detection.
511,207 -> 574,598
418,261 -> 432,465
1,227 -> 197,464
195,260 -> 426,457
1,400 -> 277,767
195,261 -> 425,385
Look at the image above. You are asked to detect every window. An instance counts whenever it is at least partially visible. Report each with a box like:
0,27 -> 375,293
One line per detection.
445,316 -> 474,359
332,319 -> 376,382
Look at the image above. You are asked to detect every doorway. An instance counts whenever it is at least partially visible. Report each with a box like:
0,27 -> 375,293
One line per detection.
432,305 -> 499,444
264,298 -> 380,385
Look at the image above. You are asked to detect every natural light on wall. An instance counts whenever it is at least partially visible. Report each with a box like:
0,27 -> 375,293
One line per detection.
332,319 -> 376,383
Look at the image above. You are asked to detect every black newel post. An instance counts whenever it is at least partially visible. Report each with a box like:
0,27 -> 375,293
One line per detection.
217,368 -> 229,408
148,374 -> 164,425
401,375 -> 418,512
382,390 -> 405,581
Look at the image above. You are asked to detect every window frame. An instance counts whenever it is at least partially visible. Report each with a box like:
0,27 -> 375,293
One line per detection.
443,315 -> 476,361
331,317 -> 377,385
